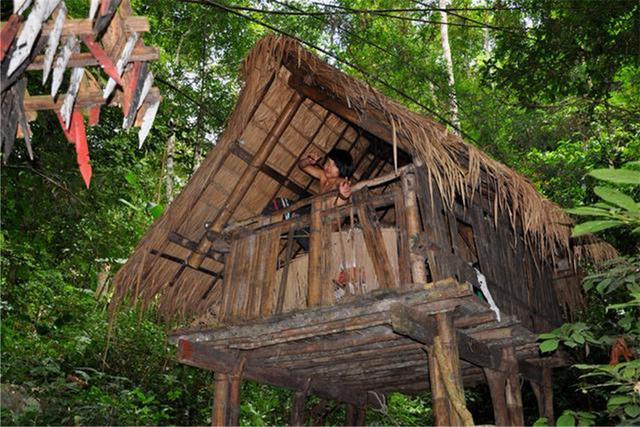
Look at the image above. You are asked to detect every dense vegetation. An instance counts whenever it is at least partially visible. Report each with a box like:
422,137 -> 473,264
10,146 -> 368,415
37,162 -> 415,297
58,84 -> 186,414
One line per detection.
1,0 -> 638,425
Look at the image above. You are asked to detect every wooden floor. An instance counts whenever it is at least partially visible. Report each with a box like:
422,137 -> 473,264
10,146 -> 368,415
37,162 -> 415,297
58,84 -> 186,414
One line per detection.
170,279 -> 558,409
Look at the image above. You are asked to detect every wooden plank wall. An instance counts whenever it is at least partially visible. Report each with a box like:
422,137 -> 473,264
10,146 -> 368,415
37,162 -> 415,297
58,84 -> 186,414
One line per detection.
414,167 -> 563,332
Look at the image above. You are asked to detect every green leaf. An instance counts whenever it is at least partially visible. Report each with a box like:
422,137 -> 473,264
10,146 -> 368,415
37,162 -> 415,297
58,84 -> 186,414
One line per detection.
625,404 -> 640,418
538,333 -> 558,339
572,220 -> 623,236
124,171 -> 140,188
589,168 -> 640,185
557,412 -> 576,427
608,395 -> 632,409
565,207 -> 611,217
594,186 -> 639,212
149,204 -> 164,219
540,339 -> 559,352
533,417 -> 549,426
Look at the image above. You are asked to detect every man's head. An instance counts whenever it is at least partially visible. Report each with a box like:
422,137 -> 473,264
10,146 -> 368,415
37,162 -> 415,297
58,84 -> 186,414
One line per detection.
324,149 -> 354,179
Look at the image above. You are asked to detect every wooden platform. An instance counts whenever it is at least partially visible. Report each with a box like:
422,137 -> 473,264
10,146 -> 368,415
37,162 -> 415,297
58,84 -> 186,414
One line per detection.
171,279 -> 560,410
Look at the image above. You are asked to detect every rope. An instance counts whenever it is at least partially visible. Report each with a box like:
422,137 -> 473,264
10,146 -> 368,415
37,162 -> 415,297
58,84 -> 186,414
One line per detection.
432,337 -> 475,426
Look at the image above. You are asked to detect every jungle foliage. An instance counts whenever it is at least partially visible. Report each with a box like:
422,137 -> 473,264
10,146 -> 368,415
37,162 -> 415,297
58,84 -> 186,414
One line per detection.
1,0 -> 638,425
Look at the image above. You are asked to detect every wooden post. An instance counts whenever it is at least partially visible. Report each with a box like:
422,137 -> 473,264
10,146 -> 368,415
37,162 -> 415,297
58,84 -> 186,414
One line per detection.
426,311 -> 468,426
428,345 -> 450,426
356,189 -> 399,289
401,171 -> 427,284
212,372 -> 229,427
504,347 -> 524,426
227,359 -> 245,427
355,406 -> 366,426
483,368 -> 509,426
436,312 -> 464,425
483,346 -> 524,426
290,391 -> 307,426
308,198 -> 323,307
189,91 -> 305,269
345,403 -> 357,426
531,366 -> 554,424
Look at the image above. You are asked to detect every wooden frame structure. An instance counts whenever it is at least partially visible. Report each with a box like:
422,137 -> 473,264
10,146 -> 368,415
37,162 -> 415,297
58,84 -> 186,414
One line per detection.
111,35 -> 615,425
1,0 -> 161,187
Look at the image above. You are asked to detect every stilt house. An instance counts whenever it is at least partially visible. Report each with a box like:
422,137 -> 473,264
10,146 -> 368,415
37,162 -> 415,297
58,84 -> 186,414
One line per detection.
112,36 -> 615,426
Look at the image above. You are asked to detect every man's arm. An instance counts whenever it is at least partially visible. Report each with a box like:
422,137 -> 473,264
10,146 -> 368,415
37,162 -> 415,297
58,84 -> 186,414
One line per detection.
298,154 -> 323,180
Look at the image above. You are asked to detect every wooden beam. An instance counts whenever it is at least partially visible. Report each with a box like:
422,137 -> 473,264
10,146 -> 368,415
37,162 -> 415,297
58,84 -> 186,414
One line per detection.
288,74 -> 397,147
229,140 -> 312,198
27,45 -> 158,70
390,303 -> 500,370
0,16 -> 149,37
148,249 -> 220,278
177,340 -> 378,410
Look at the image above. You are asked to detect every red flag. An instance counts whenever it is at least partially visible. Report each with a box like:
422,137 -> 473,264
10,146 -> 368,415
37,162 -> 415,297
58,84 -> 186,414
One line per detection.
81,35 -> 123,86
88,105 -> 101,126
0,14 -> 21,62
56,111 -> 76,143
71,110 -> 92,188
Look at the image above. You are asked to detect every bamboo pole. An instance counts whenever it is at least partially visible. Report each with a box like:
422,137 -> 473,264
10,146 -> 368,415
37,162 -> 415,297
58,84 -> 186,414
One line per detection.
308,198 -> 323,307
188,92 -> 305,269
212,373 -> 229,426
401,171 -> 427,284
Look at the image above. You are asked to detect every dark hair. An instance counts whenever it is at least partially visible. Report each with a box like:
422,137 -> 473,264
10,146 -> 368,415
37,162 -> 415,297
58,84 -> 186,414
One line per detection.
327,149 -> 354,178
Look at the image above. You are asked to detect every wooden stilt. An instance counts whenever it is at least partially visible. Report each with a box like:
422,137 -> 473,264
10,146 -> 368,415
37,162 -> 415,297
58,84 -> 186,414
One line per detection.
401,171 -> 427,284
484,368 -> 509,426
355,406 -> 366,426
290,391 -> 307,426
227,360 -> 245,427
345,403 -> 357,426
212,372 -> 229,427
428,346 -> 450,426
484,346 -> 524,426
504,347 -> 524,426
436,312 -> 464,425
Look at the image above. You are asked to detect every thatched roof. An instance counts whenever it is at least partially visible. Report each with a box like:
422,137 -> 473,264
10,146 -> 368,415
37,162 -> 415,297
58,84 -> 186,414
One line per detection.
111,35 -> 616,321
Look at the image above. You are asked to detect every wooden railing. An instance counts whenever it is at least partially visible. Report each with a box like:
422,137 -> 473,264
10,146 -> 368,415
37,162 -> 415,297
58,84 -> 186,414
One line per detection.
216,165 -> 427,323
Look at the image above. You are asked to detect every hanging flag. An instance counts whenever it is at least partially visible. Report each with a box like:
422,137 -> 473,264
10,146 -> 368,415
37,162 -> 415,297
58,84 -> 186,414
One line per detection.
51,35 -> 79,97
103,32 -> 138,99
0,14 -> 22,62
42,3 -> 66,84
59,67 -> 84,128
71,109 -> 92,188
81,34 -> 123,86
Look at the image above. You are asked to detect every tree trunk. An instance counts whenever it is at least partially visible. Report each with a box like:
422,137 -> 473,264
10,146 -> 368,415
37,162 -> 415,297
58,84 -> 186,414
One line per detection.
439,0 -> 461,134
165,133 -> 175,203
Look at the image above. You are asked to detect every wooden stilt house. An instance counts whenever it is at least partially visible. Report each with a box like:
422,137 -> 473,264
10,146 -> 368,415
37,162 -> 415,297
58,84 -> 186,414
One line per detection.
112,36 -> 615,426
